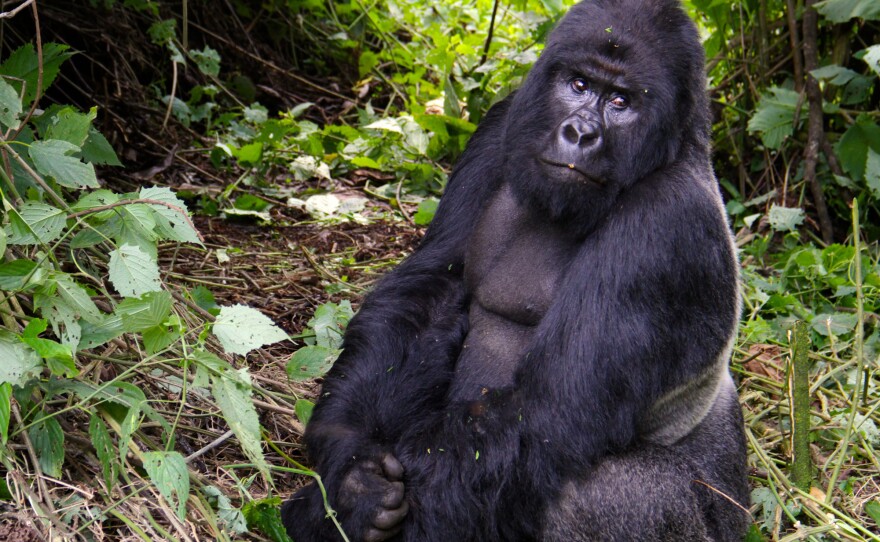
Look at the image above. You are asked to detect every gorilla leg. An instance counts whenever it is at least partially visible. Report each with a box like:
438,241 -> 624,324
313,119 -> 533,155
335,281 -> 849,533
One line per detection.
542,380 -> 750,542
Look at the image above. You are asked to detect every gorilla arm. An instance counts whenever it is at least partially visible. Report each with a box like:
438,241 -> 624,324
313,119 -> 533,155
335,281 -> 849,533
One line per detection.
398,163 -> 740,541
282,100 -> 510,540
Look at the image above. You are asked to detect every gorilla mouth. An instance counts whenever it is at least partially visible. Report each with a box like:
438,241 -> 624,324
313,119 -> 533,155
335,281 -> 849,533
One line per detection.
538,158 -> 605,186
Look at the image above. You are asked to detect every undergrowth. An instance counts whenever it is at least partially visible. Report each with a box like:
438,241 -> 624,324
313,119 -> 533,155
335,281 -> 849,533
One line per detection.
0,0 -> 879,541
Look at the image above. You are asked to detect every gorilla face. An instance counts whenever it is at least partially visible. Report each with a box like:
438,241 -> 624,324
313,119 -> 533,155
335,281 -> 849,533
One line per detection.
503,0 -> 708,233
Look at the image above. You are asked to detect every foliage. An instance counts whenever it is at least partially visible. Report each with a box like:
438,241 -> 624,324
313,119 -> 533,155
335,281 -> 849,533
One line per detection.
0,43 -> 294,539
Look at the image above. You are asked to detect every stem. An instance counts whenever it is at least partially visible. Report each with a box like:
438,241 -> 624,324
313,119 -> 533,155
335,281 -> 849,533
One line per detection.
824,199 -> 866,503
788,320 -> 812,491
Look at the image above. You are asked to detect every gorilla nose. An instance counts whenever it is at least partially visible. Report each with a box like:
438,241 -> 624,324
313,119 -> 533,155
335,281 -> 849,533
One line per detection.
559,118 -> 600,148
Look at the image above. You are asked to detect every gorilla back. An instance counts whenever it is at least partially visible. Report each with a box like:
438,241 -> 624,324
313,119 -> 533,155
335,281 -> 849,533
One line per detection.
282,0 -> 750,540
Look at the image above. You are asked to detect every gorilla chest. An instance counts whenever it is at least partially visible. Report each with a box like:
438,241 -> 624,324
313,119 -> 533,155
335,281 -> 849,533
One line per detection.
449,186 -> 578,401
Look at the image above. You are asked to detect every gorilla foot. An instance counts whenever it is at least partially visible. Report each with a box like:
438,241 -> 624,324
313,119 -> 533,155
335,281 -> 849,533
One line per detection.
340,453 -> 409,542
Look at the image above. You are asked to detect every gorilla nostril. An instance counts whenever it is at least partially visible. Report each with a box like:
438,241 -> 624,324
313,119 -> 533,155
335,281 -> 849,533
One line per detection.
562,123 -> 580,145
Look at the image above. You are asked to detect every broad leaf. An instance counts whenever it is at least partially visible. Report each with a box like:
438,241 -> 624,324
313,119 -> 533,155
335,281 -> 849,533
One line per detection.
29,140 -> 99,189
286,345 -> 339,381
116,291 -> 172,332
44,106 -> 96,147
0,43 -> 72,105
768,204 -> 805,232
0,78 -> 22,129
836,116 -> 880,181
0,329 -> 41,387
747,88 -> 806,150
89,413 -> 118,492
142,451 -> 190,520
814,0 -> 880,22
29,414 -> 65,478
213,304 -> 288,356
108,244 -> 162,297
138,186 -> 202,244
863,45 -> 880,77
6,202 -> 66,245
211,367 -> 270,482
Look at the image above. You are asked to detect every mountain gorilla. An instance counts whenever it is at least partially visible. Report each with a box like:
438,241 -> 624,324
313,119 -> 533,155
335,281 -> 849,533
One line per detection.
282,0 -> 750,540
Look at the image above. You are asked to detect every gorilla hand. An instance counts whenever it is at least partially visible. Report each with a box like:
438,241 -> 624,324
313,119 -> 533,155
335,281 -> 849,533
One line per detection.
338,453 -> 408,542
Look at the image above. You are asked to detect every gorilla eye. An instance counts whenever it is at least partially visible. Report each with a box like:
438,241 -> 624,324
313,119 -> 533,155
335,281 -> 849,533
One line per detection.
570,78 -> 589,93
608,93 -> 629,109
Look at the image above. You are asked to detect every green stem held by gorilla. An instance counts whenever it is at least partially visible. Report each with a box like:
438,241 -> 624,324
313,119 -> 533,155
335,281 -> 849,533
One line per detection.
282,0 -> 751,540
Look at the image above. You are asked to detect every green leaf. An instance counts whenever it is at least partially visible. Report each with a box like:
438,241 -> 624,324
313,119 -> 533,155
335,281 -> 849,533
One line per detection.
863,45 -> 880,77
836,116 -> 880,181
286,345 -> 339,381
308,300 -> 353,349
29,414 -> 64,478
0,383 -> 10,445
203,486 -> 248,534
108,244 -> 162,298
294,399 -> 314,426
414,198 -> 439,225
211,367 -> 271,482
52,273 -> 102,324
0,78 -> 22,129
28,140 -> 99,189
747,87 -> 806,150
20,332 -> 76,378
0,329 -> 41,387
142,451 -> 190,520
79,312 -> 125,350
866,148 -> 880,199
88,413 -> 117,492
242,497 -> 294,542
138,186 -> 202,244
44,106 -> 96,147
191,46 -> 221,76
809,64 -> 860,85
143,324 -> 179,354
0,43 -> 72,105
213,304 -> 288,356
814,0 -> 880,22
5,201 -> 66,245
768,205 -> 805,232
811,313 -> 858,336
81,127 -> 122,166
116,291 -> 172,332
0,259 -> 44,290
865,501 -> 880,525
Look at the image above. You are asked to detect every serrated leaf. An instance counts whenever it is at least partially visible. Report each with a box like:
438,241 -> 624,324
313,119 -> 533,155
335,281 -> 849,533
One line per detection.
414,198 -> 439,225
53,273 -> 103,324
308,300 -> 353,349
0,383 -> 11,445
0,329 -> 41,387
0,43 -> 71,105
78,312 -> 125,350
6,202 -> 66,245
116,291 -> 172,332
89,413 -> 117,492
285,345 -> 339,381
142,451 -> 190,520
242,497 -> 294,542
109,244 -> 162,298
213,304 -> 288,356
865,501 -> 880,525
44,106 -> 96,147
191,46 -> 221,77
29,414 -> 64,478
29,140 -> 99,189
211,368 -> 270,481
204,486 -> 248,534
814,0 -> 880,22
768,204 -> 805,232
747,87 -> 806,150
138,186 -> 202,244
143,324 -> 179,355
294,399 -> 314,426
0,78 -> 22,129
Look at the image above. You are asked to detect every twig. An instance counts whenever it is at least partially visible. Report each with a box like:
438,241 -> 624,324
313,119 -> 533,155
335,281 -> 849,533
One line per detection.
479,0 -> 501,67
0,0 -> 34,19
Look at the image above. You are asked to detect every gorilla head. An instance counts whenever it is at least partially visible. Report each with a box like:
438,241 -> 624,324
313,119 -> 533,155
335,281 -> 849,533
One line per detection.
504,0 -> 709,232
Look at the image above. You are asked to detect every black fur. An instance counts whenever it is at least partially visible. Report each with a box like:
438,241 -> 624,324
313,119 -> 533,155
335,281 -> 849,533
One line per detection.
282,1 -> 750,540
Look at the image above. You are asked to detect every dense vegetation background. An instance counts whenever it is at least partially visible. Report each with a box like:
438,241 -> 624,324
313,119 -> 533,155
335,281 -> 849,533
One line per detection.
0,0 -> 879,540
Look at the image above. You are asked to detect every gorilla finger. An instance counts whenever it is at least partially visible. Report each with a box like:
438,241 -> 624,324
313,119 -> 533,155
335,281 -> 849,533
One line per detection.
380,481 -> 405,508
363,525 -> 402,542
373,501 -> 409,530
380,453 -> 404,481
